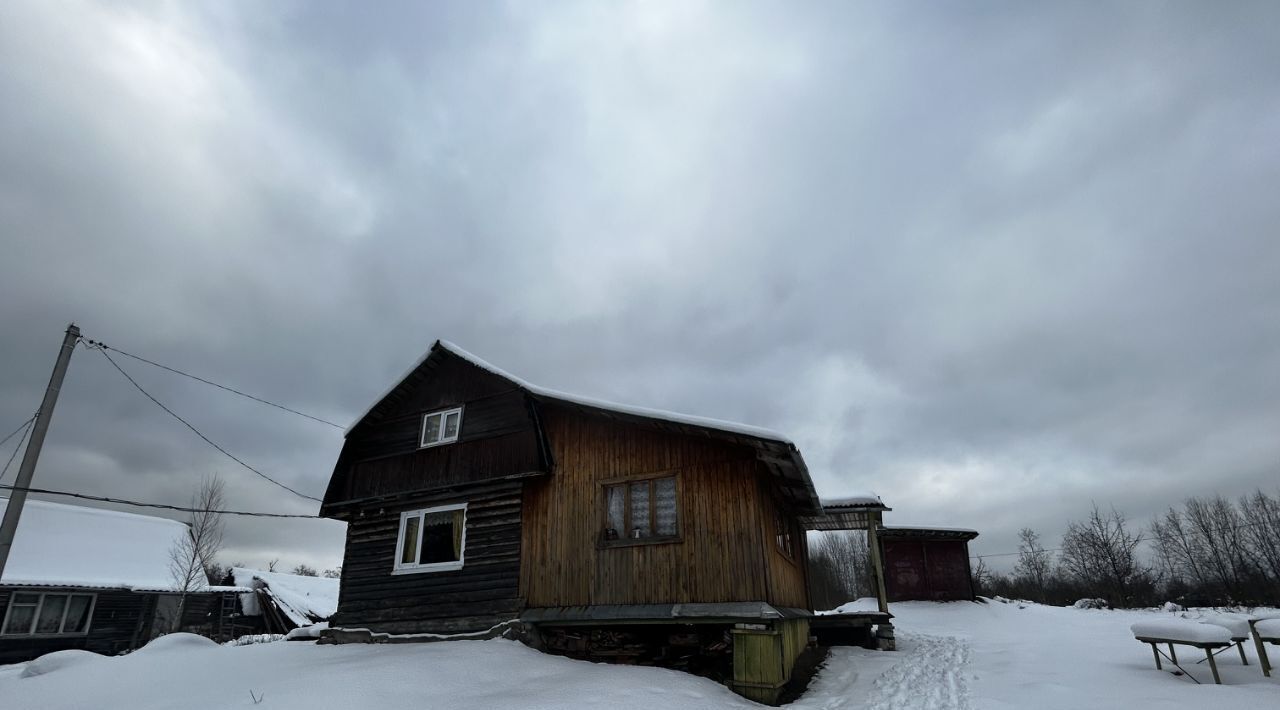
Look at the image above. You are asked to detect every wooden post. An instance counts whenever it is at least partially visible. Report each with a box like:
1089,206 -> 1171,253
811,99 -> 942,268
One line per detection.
0,324 -> 80,581
1168,643 -> 1177,665
1205,648 -> 1221,684
1251,620 -> 1271,677
1150,642 -> 1162,670
1237,641 -> 1248,666
867,511 -> 889,614
730,619 -> 810,706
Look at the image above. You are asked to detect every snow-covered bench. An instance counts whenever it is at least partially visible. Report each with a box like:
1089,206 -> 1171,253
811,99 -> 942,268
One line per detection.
1131,619 -> 1232,684
1193,613 -> 1252,667
1252,617 -> 1280,678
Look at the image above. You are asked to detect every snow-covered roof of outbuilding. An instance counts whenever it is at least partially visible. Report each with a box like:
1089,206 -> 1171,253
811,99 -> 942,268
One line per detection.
346,340 -> 793,444
0,497 -> 193,592
820,493 -> 885,508
231,568 -> 338,626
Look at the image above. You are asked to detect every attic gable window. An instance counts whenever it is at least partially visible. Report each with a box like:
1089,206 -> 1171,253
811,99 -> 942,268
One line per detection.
419,407 -> 462,448
601,475 -> 679,545
1,592 -> 95,636
393,503 -> 467,574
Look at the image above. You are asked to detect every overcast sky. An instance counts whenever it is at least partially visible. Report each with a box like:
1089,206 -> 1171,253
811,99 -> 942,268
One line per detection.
1,1 -> 1277,575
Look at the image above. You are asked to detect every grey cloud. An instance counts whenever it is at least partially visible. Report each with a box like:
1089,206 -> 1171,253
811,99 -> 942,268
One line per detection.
1,0 -> 1277,572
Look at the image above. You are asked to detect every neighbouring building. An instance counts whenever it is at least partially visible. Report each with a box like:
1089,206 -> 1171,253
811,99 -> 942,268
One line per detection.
0,497 -> 219,663
319,340 -> 893,704
225,567 -> 338,635
880,526 -> 979,602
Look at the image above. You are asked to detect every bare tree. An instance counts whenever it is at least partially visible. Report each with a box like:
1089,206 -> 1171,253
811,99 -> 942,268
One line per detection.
267,558 -> 279,572
323,566 -> 342,579
971,557 -> 995,597
291,564 -> 318,577
1150,507 -> 1207,592
1153,490 -> 1280,604
1184,496 -> 1252,601
1059,504 -> 1149,606
1013,528 -> 1052,601
1239,489 -> 1280,598
807,531 -> 872,610
167,474 -> 226,631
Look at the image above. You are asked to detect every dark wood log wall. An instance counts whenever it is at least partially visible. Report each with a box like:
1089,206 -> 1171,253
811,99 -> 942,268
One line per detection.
520,408 -> 810,610
330,481 -> 524,634
0,588 -> 154,664
324,351 -> 547,510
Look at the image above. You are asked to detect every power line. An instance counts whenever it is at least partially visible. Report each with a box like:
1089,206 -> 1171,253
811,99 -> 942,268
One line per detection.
81,338 -> 344,430
0,483 -> 321,519
0,415 -> 36,449
89,344 -> 323,503
970,518 -> 1270,561
0,415 -> 36,484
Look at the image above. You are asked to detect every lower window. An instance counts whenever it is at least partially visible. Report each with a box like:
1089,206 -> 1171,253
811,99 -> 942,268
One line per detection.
394,503 -> 467,573
2,592 -> 95,636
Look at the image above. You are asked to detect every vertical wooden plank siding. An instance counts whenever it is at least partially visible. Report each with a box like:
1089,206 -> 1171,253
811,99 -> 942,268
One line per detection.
520,408 -> 805,609
756,485 -> 810,610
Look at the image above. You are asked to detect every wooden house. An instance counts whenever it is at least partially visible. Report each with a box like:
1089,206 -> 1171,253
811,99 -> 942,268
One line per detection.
320,341 -> 889,703
0,497 -> 223,663
881,527 -> 979,602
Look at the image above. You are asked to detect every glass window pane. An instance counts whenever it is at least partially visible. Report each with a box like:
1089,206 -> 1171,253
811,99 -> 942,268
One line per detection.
443,412 -> 460,439
629,482 -> 651,538
3,603 -> 36,635
422,414 -> 442,444
654,478 -> 677,536
64,596 -> 92,633
400,516 -> 420,565
421,510 -> 462,564
605,485 -> 625,535
35,595 -> 67,633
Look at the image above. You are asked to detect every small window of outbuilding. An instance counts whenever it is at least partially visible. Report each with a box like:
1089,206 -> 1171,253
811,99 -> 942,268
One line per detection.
394,504 -> 467,574
1,592 -> 95,636
420,407 -> 462,448
602,476 -> 679,545
775,509 -> 795,560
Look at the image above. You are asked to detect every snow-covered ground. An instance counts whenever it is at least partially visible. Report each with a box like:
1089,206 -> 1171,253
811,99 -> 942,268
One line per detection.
2,599 -> 1277,709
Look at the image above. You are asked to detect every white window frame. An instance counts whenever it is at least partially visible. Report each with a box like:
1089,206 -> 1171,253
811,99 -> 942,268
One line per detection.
0,591 -> 97,637
419,407 -> 463,448
392,503 -> 467,574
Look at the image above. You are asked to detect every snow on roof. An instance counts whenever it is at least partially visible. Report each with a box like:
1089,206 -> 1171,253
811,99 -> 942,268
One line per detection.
231,568 -> 338,626
345,340 -> 794,445
0,497 -> 193,592
881,525 -> 980,534
820,493 -> 884,508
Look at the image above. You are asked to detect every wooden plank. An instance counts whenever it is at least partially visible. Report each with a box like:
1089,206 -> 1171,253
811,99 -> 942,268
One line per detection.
520,407 -> 804,610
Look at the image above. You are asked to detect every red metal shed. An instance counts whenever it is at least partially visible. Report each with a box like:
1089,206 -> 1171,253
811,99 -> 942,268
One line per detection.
880,527 -> 979,602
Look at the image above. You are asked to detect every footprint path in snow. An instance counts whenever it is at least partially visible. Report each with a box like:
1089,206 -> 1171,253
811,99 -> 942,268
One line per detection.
862,632 -> 972,710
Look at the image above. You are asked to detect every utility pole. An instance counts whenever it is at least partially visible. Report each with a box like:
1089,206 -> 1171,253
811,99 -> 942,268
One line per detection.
0,323 -> 80,581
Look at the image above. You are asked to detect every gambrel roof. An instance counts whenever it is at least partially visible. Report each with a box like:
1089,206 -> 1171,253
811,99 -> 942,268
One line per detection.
341,341 -> 823,514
